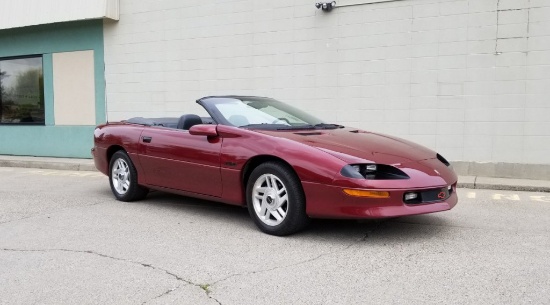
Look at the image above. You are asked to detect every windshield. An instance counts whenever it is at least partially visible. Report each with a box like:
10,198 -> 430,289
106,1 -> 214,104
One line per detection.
199,96 -> 331,130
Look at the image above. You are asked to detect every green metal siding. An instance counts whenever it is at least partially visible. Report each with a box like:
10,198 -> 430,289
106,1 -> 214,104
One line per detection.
0,20 -> 105,158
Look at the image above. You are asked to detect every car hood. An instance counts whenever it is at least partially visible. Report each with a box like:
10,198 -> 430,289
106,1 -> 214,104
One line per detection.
256,127 -> 436,165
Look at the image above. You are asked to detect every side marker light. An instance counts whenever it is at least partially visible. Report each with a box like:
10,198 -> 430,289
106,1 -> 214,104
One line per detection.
343,189 -> 390,198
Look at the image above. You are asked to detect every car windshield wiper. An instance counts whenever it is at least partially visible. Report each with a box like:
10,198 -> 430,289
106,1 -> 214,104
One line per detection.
312,123 -> 344,129
275,124 -> 316,130
240,123 -> 342,130
239,123 -> 275,128
239,123 -> 300,130
276,123 -> 344,130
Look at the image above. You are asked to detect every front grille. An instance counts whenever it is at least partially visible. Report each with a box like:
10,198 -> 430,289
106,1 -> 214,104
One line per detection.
403,186 -> 452,204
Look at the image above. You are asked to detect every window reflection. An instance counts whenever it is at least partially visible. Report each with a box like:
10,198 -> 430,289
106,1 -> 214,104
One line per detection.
0,56 -> 45,124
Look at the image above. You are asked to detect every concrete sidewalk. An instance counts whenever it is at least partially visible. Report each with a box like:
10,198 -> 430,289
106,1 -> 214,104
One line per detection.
0,155 -> 96,172
1,155 -> 549,193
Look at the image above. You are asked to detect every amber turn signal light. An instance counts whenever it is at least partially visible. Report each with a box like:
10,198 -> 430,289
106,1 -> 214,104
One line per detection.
343,189 -> 390,198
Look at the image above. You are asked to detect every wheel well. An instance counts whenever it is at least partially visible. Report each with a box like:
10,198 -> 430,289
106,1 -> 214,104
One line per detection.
106,145 -> 125,165
242,155 -> 295,191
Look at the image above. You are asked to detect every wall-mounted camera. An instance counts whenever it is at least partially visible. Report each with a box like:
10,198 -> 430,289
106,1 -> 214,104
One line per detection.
315,1 -> 336,12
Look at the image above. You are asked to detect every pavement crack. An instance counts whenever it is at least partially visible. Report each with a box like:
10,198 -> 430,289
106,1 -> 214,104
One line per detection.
0,201 -> 105,226
213,222 -> 389,286
142,285 -> 184,305
211,232 -> 372,287
0,215 -> 40,225
0,248 -> 220,304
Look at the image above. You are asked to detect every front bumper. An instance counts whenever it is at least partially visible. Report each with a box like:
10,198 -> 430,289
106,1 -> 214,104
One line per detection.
303,181 -> 458,219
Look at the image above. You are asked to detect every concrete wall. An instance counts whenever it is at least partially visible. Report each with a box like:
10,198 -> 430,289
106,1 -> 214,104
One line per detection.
0,0 -> 119,30
103,0 -> 550,177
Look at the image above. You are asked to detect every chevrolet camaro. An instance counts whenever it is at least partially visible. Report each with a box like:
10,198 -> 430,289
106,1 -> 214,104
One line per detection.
92,96 -> 458,235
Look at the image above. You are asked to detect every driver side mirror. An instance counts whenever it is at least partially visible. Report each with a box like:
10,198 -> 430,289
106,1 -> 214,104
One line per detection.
189,124 -> 218,137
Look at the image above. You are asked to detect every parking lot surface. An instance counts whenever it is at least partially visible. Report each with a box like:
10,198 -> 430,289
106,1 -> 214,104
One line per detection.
1,167 -> 549,304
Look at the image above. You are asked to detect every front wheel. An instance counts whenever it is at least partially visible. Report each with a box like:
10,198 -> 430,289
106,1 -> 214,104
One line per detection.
109,151 -> 148,202
246,162 -> 309,236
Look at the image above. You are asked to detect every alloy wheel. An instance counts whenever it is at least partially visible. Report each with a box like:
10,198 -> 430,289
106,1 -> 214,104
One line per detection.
111,158 -> 130,195
252,173 -> 289,226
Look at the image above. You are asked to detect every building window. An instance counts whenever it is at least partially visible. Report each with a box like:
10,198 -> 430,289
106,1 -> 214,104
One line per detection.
0,56 -> 45,125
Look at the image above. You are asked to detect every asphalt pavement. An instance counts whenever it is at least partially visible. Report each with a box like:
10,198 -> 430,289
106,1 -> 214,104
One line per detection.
0,155 -> 548,192
1,167 -> 549,304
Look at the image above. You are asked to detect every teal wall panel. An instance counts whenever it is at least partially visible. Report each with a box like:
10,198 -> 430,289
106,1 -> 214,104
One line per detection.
0,20 -> 105,158
0,20 -> 104,57
0,126 -> 94,158
42,53 -> 55,126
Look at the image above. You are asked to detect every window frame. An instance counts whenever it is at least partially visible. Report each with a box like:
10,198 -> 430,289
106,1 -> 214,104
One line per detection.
0,54 -> 45,126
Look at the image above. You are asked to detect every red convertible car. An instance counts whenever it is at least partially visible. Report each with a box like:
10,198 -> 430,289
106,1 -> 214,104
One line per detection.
92,96 -> 458,235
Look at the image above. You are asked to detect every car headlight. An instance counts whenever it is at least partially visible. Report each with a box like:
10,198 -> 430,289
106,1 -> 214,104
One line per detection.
436,153 -> 451,167
340,164 -> 409,180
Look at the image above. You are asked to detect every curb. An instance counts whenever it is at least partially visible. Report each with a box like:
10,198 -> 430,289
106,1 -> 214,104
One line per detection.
1,157 -> 549,193
0,159 -> 96,172
457,181 -> 550,193
457,177 -> 550,193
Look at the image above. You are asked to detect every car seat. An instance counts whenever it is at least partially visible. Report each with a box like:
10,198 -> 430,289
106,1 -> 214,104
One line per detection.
177,114 -> 203,130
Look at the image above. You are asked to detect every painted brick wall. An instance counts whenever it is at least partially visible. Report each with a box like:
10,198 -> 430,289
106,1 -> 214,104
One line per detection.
103,0 -> 550,165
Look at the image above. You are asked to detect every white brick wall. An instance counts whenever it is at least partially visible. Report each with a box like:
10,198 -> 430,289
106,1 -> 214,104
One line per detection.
103,0 -> 550,165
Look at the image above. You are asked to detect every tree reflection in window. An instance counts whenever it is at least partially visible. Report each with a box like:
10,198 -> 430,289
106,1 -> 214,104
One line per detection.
0,56 -> 45,124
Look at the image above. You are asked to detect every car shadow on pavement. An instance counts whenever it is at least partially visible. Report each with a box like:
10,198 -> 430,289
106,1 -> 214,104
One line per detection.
305,216 -> 453,243
136,191 -> 453,243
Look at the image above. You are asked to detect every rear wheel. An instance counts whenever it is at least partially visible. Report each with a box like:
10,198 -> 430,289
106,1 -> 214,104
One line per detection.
109,151 -> 148,201
246,162 -> 309,236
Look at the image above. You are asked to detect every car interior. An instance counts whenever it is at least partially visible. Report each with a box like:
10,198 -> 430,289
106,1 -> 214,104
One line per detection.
125,115 -> 214,130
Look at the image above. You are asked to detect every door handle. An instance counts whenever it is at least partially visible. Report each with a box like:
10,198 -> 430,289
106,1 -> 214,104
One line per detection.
142,136 -> 152,143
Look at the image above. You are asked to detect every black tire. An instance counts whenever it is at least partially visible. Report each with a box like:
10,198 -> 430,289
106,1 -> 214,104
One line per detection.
108,150 -> 148,202
246,161 -> 310,236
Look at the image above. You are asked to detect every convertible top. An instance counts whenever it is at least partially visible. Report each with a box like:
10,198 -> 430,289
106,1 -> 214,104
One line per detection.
125,116 -> 214,128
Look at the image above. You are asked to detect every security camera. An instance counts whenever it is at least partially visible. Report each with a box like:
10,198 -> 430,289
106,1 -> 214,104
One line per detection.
315,1 -> 336,12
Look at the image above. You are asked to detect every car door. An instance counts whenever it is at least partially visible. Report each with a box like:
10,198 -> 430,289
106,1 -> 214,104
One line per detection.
137,127 -> 222,197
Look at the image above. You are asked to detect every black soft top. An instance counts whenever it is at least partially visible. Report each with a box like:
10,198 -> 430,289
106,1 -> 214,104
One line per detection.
125,116 -> 214,128
125,117 -> 178,128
